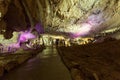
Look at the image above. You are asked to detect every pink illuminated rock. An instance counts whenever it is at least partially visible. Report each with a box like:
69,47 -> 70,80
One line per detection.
71,13 -> 105,38
9,43 -> 20,49
19,31 -> 36,43
71,23 -> 92,38
7,30 -> 36,50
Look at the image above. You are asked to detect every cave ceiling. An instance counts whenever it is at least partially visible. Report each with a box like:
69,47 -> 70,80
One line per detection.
0,0 -> 120,39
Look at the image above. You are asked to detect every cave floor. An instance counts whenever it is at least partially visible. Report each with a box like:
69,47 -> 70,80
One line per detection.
58,40 -> 120,80
1,47 -> 72,80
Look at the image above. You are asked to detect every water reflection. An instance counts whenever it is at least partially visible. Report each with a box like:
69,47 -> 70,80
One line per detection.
1,47 -> 71,80
38,47 -> 57,59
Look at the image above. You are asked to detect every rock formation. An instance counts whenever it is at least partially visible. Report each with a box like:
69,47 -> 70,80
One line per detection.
0,0 -> 120,38
58,39 -> 120,80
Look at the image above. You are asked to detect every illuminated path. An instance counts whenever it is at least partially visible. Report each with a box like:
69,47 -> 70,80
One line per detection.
1,47 -> 72,80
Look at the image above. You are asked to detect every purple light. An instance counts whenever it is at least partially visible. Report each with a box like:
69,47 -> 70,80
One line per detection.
2,28 -> 37,53
35,23 -> 44,34
9,43 -> 20,48
71,23 -> 92,38
8,30 -> 36,49
86,13 -> 104,26
71,13 -> 104,38
19,31 -> 36,43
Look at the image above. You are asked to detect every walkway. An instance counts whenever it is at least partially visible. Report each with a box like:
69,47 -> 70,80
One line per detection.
1,47 -> 72,80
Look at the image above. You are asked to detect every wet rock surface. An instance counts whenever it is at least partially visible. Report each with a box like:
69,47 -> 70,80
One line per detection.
0,46 -> 44,77
0,47 -> 71,80
58,40 -> 120,80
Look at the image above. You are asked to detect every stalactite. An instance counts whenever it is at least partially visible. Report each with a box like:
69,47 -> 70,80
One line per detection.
0,0 -> 120,38
21,1 -> 34,29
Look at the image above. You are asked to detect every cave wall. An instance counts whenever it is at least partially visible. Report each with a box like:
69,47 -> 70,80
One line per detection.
0,0 -> 120,39
24,0 -> 120,34
0,0 -> 28,39
0,0 -> 10,34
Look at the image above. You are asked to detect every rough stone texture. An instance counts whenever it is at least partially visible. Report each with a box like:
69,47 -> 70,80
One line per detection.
4,0 -> 27,30
0,46 -> 44,77
0,0 -> 10,33
58,40 -> 120,80
0,0 -> 27,39
0,0 -> 120,38
0,66 -> 4,77
20,0 -> 120,35
0,32 -> 19,45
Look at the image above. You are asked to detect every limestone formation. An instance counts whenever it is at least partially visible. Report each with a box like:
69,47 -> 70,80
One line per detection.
0,0 -> 120,38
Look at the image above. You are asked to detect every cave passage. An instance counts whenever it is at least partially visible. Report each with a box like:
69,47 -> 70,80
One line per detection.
0,47 -> 72,80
